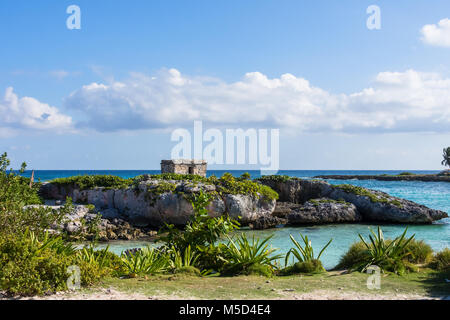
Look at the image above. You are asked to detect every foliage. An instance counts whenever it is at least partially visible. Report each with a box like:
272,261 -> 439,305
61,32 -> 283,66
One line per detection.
309,198 -> 349,206
50,175 -> 131,190
169,245 -> 200,270
336,242 -> 370,270
256,175 -> 300,183
398,172 -> 415,176
441,147 -> 450,168
158,191 -> 239,253
0,153 -> 66,237
335,184 -> 403,208
403,239 -> 433,264
0,230 -> 109,296
120,246 -> 171,277
220,234 -> 282,276
51,172 -> 279,201
239,172 -> 251,180
356,227 -> 415,274
429,248 -> 450,272
285,233 -> 332,266
283,259 -> 325,274
215,173 -> 278,201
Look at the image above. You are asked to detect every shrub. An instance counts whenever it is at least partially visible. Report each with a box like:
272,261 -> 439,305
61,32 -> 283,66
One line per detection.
220,234 -> 282,275
0,234 -> 73,295
336,242 -> 370,270
246,264 -> 274,277
293,259 -> 324,274
403,239 -> 433,264
430,248 -> 450,272
398,172 -> 415,176
173,266 -> 202,276
159,191 -> 239,254
169,245 -> 200,270
341,227 -> 416,274
120,246 -> 171,277
285,233 -> 332,266
0,231 -> 113,296
50,175 -> 131,190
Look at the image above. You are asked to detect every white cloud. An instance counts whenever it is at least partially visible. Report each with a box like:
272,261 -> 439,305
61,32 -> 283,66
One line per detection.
0,87 -> 73,134
421,18 -> 450,47
64,68 -> 450,133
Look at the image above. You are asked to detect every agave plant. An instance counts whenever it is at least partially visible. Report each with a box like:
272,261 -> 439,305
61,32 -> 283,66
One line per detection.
222,234 -> 282,272
285,233 -> 333,266
358,226 -> 415,272
120,246 -> 170,276
26,229 -> 77,256
170,245 -> 200,269
78,245 -> 112,269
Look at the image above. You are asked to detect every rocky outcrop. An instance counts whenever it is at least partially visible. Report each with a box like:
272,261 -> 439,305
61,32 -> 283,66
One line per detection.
40,179 -> 276,228
258,177 -> 448,224
314,174 -> 450,182
25,202 -> 156,241
278,199 -> 362,225
324,186 -> 448,224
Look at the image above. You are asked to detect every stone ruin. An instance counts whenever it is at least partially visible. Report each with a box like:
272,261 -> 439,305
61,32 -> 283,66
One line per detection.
160,159 -> 207,177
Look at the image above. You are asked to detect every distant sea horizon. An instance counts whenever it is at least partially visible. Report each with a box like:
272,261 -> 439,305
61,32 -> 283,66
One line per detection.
18,169 -> 442,182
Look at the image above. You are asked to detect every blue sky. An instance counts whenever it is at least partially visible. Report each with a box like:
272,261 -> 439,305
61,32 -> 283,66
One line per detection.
1,0 -> 450,170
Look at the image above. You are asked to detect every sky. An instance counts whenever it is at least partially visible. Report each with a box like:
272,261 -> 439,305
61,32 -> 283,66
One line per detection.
1,0 -> 450,170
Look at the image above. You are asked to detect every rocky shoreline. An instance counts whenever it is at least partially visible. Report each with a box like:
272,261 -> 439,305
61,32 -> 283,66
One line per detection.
314,173 -> 450,182
37,175 -> 448,238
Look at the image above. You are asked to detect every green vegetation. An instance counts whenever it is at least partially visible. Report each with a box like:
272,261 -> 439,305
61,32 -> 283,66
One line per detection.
309,198 -> 349,206
398,172 -> 416,176
120,247 -> 171,277
283,233 -> 332,274
335,184 -> 403,208
256,175 -> 300,183
337,227 -> 418,275
50,172 -> 279,201
430,248 -> 450,273
1,152 -> 447,298
220,235 -> 282,276
50,175 -> 131,190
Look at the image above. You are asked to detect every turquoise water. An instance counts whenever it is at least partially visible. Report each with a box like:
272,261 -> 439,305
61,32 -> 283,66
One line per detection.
23,170 -> 449,269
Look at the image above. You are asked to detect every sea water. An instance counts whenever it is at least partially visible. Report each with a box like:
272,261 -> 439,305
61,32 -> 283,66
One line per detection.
23,170 -> 450,269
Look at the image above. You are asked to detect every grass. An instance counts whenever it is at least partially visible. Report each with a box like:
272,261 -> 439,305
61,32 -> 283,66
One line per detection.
92,268 -> 450,299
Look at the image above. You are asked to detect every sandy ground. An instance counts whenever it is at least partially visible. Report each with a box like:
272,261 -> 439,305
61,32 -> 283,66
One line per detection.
2,288 -> 448,300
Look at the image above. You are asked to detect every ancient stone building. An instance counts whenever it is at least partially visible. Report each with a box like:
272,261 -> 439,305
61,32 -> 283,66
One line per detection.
160,159 -> 207,177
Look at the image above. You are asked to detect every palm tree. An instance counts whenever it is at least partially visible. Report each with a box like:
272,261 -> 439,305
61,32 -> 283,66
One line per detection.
442,147 -> 450,168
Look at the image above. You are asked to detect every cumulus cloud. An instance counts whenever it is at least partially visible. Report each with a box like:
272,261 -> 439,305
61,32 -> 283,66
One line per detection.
0,87 -> 72,134
64,68 -> 450,133
421,18 -> 450,47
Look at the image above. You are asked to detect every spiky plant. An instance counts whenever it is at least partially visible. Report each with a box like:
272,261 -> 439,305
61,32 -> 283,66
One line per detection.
285,233 -> 332,266
358,226 -> 415,273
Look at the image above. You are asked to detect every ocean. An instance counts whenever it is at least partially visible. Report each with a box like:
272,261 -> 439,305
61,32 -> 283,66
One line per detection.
22,170 -> 450,269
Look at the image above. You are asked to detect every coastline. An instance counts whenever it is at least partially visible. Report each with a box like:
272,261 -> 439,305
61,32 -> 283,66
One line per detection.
315,174 -> 450,182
